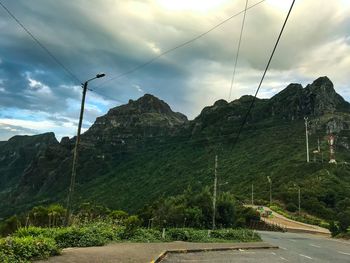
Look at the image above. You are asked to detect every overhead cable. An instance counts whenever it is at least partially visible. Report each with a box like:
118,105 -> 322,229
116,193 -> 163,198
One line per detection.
228,0 -> 249,101
0,1 -> 81,83
96,0 -> 266,88
230,0 -> 296,150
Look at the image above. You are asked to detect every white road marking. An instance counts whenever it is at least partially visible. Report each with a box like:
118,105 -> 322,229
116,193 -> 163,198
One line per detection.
338,251 -> 350,256
271,252 -> 277,255
309,244 -> 321,248
299,254 -> 313,260
280,256 -> 288,261
288,239 -> 296,242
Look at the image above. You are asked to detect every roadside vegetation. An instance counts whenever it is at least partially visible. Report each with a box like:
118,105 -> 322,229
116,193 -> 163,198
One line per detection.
0,188 -> 261,262
269,204 -> 329,229
268,203 -> 350,239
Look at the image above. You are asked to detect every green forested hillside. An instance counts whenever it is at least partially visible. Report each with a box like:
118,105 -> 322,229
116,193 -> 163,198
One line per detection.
0,76 -> 349,221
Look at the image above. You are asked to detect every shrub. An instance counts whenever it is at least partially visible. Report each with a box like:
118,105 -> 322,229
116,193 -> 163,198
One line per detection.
185,229 -> 209,242
0,216 -> 21,237
51,226 -> 111,248
128,228 -> 162,242
0,236 -> 59,262
211,229 -> 260,242
14,223 -> 118,248
0,250 -> 19,263
329,221 -> 340,237
14,226 -> 53,238
338,210 -> 350,233
123,216 -> 142,238
286,203 -> 298,213
109,210 -> 129,225
166,228 -> 191,241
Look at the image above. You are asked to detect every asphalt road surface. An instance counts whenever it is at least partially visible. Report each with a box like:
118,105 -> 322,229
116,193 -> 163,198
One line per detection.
162,231 -> 350,262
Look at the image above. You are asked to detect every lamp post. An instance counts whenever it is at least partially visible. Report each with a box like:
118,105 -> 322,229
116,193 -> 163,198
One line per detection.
251,183 -> 254,206
267,176 -> 272,206
66,73 -> 106,225
304,117 -> 310,163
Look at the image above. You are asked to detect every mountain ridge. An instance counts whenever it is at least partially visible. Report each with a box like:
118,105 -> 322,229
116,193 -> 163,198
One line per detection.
0,76 -> 349,221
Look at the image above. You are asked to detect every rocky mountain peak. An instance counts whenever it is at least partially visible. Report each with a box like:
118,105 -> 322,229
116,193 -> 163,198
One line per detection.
305,76 -> 349,115
84,94 -> 188,141
270,77 -> 350,120
7,132 -> 58,146
124,93 -> 175,116
307,76 -> 336,97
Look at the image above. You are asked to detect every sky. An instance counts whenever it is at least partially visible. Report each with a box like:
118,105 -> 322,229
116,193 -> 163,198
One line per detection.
0,0 -> 349,141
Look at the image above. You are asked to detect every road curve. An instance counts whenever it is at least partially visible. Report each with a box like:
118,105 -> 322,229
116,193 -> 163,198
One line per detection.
163,231 -> 350,262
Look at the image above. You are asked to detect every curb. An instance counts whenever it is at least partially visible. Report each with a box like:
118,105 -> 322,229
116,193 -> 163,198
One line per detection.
151,245 -> 279,263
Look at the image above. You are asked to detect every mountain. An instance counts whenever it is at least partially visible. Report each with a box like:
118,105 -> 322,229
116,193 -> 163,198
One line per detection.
0,76 -> 349,220
0,132 -> 58,190
85,94 -> 187,142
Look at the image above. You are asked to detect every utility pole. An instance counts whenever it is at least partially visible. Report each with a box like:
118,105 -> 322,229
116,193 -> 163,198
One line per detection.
65,73 -> 105,225
304,117 -> 310,163
267,176 -> 272,206
212,155 -> 218,230
298,186 -> 301,216
251,183 -> 254,206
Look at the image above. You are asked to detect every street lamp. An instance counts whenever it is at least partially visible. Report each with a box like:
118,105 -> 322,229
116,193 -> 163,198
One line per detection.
304,117 -> 310,163
267,176 -> 272,206
66,73 -> 106,225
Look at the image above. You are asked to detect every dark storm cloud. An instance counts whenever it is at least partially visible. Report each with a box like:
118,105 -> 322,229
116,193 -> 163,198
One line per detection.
0,0 -> 349,140
0,123 -> 38,141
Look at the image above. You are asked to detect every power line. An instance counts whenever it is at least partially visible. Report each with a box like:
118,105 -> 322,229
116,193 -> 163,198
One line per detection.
228,0 -> 249,101
230,0 -> 296,150
96,0 -> 267,89
0,1 -> 81,84
89,89 -> 126,105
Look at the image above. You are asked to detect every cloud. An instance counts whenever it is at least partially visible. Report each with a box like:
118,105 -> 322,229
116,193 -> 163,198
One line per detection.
0,123 -> 37,140
133,84 -> 144,93
0,0 -> 349,140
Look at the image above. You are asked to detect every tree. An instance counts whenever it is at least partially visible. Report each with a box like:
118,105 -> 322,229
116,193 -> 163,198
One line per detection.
338,210 -> 350,233
109,210 -> 129,225
0,216 -> 20,236
216,192 -> 236,228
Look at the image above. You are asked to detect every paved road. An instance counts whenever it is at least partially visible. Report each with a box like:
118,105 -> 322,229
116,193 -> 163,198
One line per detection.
38,241 -> 273,263
163,231 -> 350,262
246,205 -> 330,235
